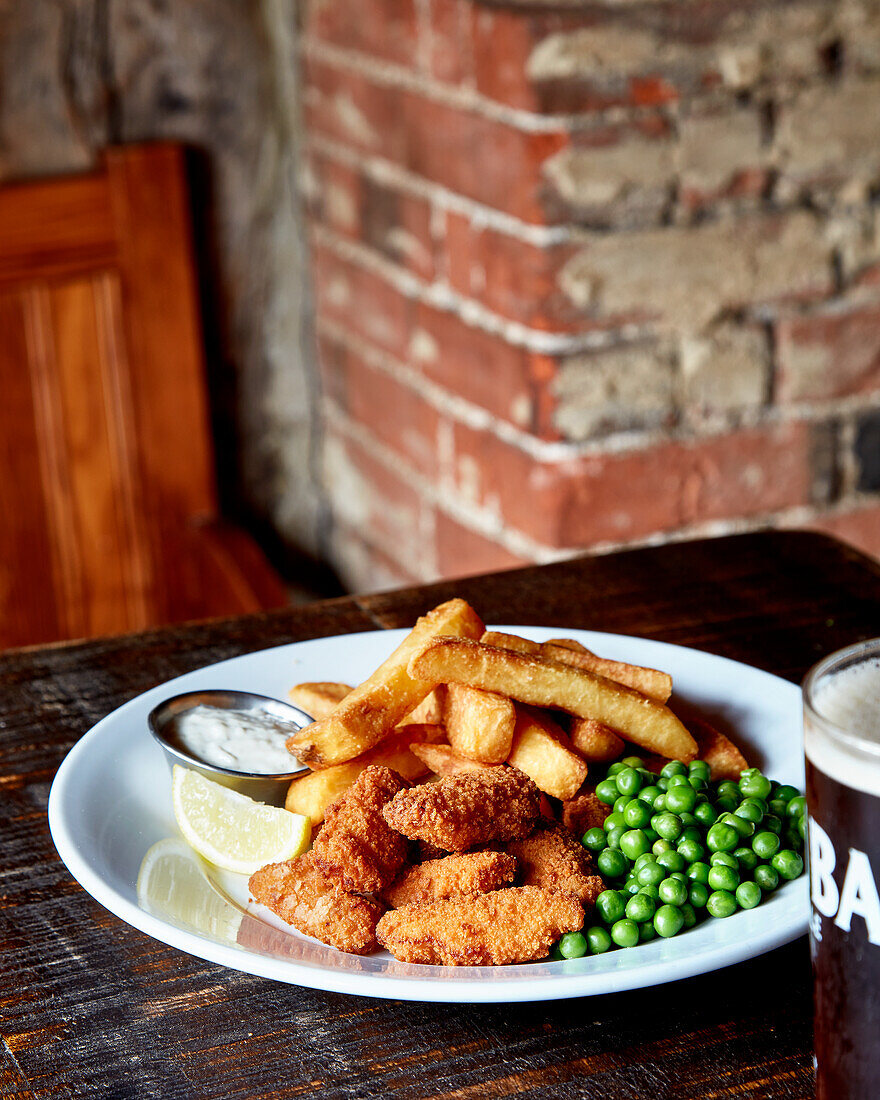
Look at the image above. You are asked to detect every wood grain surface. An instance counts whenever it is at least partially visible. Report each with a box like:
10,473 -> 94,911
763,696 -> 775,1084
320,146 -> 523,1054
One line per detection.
4,531 -> 879,1099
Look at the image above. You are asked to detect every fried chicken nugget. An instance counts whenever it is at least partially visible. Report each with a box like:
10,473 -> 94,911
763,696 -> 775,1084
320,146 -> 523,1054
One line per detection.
383,850 -> 518,908
248,852 -> 384,955
561,790 -> 610,838
376,887 -> 583,965
382,767 -> 540,852
312,765 -> 410,893
506,825 -> 604,908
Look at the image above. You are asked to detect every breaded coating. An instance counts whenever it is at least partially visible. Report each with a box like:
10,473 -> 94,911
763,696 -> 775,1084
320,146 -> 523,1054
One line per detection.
383,850 -> 518,908
382,767 -> 540,851
561,791 -> 610,838
506,825 -> 604,908
312,765 -> 410,893
248,852 -> 384,955
376,887 -> 583,965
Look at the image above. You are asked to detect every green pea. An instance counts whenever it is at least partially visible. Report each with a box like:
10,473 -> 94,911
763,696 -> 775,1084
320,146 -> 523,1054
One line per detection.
657,778 -> 669,793
687,861 -> 710,884
558,931 -> 588,959
707,889 -> 737,918
624,879 -> 641,896
787,795 -> 807,819
605,826 -> 626,851
549,943 -> 564,961
615,767 -> 642,799
654,903 -> 685,938
772,849 -> 804,881
680,825 -> 702,844
677,837 -> 705,864
720,812 -> 755,839
624,800 -> 652,829
754,864 -> 779,892
586,925 -> 613,954
734,847 -> 759,873
625,892 -> 656,923
659,877 -> 688,907
613,795 -> 629,814
708,864 -> 739,892
657,850 -> 686,874
776,784 -> 800,804
661,760 -> 688,779
653,793 -> 667,810
689,760 -> 711,782
694,802 -> 718,827
596,888 -> 626,924
639,921 -> 656,942
652,812 -> 683,841
637,860 -> 665,887
638,785 -> 663,806
620,829 -> 651,861
603,811 -> 626,832
652,838 -> 674,856
688,881 -> 709,908
768,798 -> 788,819
707,822 -> 739,852
798,816 -> 806,840
688,775 -> 707,792
715,796 -> 739,814
667,774 -> 691,789
596,779 -> 619,805
633,852 -> 656,871
597,848 -> 628,879
606,762 -> 627,777
739,772 -> 772,800
716,780 -> 741,801
680,902 -> 697,928
752,831 -> 780,860
611,918 -> 640,948
710,851 -> 738,869
639,883 -> 660,900
735,798 -> 765,824
736,881 -> 761,910
643,828 -> 659,845
583,827 -> 606,852
666,785 -> 698,814
621,755 -> 645,770
762,814 -> 783,835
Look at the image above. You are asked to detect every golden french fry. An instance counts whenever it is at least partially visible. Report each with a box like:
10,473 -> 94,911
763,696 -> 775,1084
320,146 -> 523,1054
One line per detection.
288,682 -> 444,727
288,682 -> 352,720
287,598 -> 485,767
547,638 -> 590,654
409,742 -> 500,777
443,683 -> 515,763
285,723 -> 445,824
411,638 -> 697,763
404,689 -> 443,726
689,716 -> 749,780
507,706 -> 588,800
569,717 -> 625,763
481,631 -> 672,703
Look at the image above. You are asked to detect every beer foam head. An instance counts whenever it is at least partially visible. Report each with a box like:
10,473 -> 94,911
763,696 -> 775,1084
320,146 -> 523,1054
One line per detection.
806,656 -> 880,794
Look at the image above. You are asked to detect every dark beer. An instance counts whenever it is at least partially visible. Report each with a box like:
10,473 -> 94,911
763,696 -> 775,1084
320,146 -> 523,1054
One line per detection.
804,644 -> 880,1099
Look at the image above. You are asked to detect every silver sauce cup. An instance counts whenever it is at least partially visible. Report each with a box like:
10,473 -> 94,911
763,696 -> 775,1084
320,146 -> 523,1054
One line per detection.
148,689 -> 312,807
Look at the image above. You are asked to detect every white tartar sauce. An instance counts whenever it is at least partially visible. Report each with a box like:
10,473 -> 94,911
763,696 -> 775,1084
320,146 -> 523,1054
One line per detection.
175,705 -> 300,774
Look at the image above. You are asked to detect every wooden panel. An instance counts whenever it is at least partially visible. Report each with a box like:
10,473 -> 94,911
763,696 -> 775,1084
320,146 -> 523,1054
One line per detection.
0,290 -> 62,647
0,174 -> 115,287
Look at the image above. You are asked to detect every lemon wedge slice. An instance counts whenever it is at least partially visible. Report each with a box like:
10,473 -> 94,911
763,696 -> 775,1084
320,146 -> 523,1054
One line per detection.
137,837 -> 243,943
171,766 -> 311,874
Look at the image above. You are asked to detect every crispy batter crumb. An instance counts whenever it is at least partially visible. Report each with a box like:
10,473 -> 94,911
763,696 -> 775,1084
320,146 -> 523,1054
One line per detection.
383,850 -> 517,908
507,825 -> 604,909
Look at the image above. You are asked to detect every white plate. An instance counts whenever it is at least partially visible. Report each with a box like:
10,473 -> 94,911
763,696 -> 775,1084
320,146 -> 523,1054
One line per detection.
48,626 -> 809,1003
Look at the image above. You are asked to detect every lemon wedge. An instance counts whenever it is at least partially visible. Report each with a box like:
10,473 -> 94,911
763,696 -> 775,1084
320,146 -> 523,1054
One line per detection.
171,766 -> 311,874
137,837 -> 243,943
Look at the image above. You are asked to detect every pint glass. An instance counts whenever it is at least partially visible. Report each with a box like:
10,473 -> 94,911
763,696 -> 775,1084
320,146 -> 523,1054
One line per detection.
803,640 -> 880,1099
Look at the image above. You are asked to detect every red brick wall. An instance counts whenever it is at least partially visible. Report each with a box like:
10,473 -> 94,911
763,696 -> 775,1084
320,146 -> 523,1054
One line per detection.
302,0 -> 880,590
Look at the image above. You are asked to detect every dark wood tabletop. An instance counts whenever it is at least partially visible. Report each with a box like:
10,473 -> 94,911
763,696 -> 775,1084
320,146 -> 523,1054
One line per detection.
4,529 -> 879,1100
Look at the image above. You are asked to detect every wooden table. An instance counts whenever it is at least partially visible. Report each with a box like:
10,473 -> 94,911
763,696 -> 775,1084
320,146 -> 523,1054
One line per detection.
4,530 -> 878,1099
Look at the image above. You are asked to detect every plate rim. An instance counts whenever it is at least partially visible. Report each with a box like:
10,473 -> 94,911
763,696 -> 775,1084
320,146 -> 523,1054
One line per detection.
48,626 -> 809,1003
